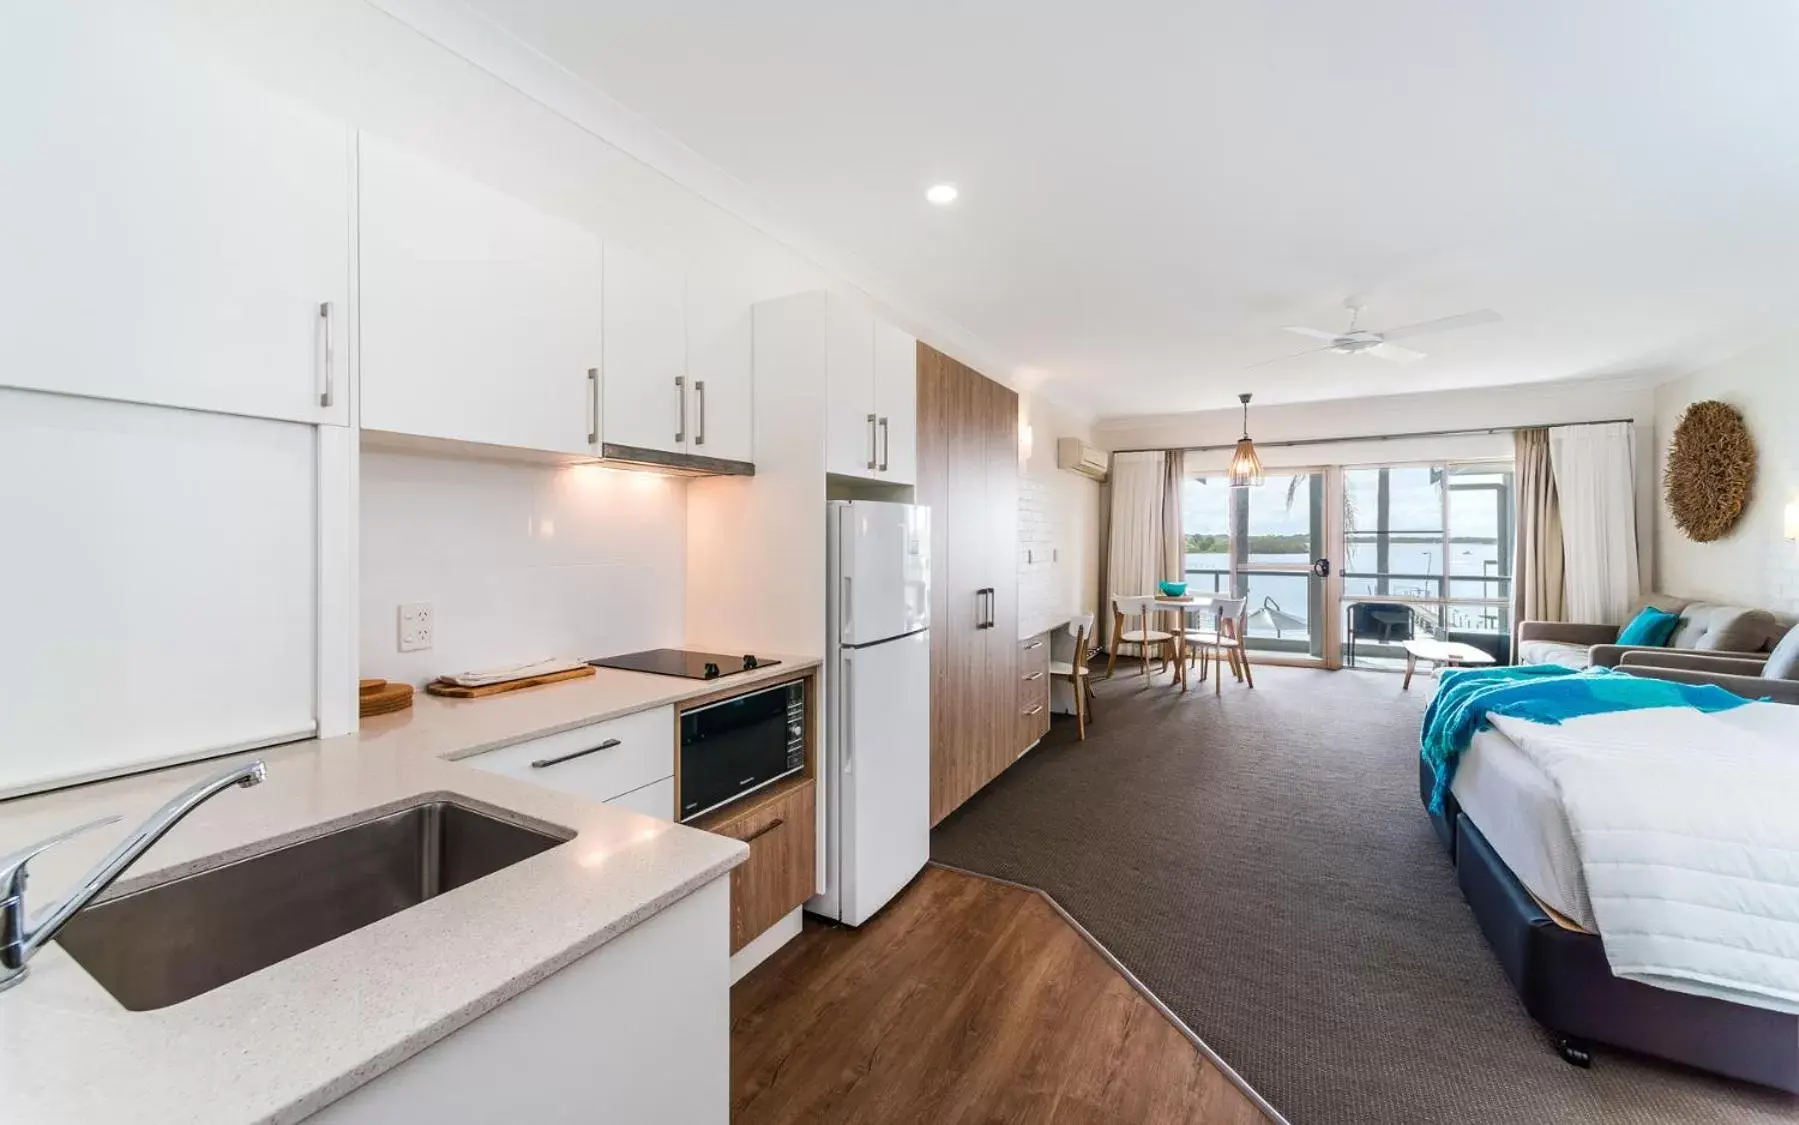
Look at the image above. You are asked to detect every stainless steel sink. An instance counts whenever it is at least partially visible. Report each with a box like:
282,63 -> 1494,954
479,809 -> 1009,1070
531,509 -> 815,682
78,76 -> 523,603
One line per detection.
54,798 -> 571,1011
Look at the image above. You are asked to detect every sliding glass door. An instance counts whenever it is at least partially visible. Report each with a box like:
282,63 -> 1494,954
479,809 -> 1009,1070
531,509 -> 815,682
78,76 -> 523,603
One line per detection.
1183,469 -> 1329,663
1183,458 -> 1514,670
1340,461 -> 1514,669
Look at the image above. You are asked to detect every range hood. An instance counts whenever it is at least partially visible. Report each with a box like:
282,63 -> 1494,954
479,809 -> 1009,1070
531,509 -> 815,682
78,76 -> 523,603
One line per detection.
591,443 -> 755,478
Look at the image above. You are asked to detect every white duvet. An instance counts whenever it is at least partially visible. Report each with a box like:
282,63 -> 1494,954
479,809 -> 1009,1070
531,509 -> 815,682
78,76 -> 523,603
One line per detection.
1487,703 -> 1799,1013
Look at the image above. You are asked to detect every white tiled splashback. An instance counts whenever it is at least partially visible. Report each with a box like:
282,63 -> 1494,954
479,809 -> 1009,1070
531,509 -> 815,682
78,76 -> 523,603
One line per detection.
360,452 -> 685,686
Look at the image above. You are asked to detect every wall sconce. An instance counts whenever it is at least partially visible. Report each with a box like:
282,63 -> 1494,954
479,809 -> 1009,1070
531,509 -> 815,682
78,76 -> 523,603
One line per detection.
1018,422 -> 1034,464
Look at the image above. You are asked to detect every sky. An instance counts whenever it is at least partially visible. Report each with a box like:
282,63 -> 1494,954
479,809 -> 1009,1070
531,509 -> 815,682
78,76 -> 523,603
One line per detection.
1183,466 -> 1507,543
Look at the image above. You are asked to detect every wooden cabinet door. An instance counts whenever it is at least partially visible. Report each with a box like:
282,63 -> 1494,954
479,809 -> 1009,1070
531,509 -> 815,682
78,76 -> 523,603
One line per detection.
873,319 -> 918,485
359,134 -> 601,455
602,241 -> 687,455
684,264 -> 754,463
1,3 -> 351,425
825,297 -> 877,478
712,781 -> 816,954
982,377 -> 1021,777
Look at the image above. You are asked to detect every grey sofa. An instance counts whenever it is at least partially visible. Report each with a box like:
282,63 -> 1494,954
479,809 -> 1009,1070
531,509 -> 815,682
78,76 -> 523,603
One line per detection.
1517,594 -> 1793,671
1620,630 -> 1799,704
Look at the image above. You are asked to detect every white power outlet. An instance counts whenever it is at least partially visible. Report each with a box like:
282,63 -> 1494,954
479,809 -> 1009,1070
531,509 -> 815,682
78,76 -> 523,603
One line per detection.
398,602 -> 434,652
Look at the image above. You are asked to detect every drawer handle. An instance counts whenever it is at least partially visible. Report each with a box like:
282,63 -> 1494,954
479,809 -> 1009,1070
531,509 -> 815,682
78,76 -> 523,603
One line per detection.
531,737 -> 622,769
1024,640 -> 1044,650
1023,704 -> 1044,716
1023,671 -> 1044,682
742,816 -> 785,843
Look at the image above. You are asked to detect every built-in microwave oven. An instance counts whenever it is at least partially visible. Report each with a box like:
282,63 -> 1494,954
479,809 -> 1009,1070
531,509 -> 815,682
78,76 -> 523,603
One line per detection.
679,680 -> 805,822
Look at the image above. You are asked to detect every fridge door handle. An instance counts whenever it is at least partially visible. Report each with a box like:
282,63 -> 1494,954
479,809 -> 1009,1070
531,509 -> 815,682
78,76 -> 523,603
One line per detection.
840,651 -> 853,775
841,575 -> 853,643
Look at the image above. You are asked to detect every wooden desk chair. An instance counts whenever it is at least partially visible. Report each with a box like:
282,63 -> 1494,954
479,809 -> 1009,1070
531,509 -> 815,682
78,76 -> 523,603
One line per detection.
1107,595 -> 1174,680
1048,613 -> 1097,739
1185,597 -> 1254,695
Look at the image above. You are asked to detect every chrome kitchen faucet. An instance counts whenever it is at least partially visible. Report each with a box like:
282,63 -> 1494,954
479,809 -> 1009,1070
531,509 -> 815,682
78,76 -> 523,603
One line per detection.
0,759 -> 267,994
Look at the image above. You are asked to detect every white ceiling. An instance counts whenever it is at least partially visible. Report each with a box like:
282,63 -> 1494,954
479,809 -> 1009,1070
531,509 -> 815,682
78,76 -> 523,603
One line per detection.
460,0 -> 1799,419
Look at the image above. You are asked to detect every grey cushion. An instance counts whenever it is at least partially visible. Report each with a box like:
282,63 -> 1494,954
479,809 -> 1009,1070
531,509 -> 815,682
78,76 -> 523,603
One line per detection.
1767,627 -> 1799,681
1518,640 -> 1591,669
1666,604 -> 1779,653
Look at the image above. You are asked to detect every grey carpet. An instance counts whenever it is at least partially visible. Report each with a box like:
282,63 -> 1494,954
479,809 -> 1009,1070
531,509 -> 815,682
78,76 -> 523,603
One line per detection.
931,664 -> 1799,1125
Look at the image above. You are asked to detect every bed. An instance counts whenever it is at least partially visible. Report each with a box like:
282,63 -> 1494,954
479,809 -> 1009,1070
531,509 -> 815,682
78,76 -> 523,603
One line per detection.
1421,725 -> 1799,1091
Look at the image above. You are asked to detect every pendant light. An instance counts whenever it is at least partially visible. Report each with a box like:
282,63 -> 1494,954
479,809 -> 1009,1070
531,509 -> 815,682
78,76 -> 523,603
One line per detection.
1227,392 -> 1265,487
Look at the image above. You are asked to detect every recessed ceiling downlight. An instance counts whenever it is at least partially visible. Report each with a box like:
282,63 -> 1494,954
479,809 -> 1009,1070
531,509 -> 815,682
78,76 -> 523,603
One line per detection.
926,183 -> 959,205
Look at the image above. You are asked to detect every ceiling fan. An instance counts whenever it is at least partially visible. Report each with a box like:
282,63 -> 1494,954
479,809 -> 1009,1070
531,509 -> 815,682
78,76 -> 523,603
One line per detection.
1250,299 -> 1501,367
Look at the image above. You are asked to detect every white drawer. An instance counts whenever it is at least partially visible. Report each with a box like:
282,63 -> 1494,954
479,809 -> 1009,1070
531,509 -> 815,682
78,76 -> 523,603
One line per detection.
606,776 -> 675,821
462,706 -> 674,803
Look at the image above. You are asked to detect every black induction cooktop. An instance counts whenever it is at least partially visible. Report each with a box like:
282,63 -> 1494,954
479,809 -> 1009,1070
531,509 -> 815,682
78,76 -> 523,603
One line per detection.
587,648 -> 780,681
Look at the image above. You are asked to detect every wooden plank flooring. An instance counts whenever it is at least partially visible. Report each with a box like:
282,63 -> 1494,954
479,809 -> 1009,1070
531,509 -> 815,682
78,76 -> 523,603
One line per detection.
730,865 -> 1271,1124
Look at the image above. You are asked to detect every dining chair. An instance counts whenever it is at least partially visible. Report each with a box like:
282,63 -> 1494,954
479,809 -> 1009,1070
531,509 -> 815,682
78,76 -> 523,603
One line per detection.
1049,613 -> 1097,739
1108,596 -> 1174,680
1186,597 -> 1254,695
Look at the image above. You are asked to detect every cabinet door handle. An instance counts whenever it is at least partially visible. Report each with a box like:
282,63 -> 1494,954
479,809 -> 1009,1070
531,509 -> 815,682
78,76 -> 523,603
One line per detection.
1023,704 -> 1044,716
866,413 -> 877,470
742,816 -> 785,843
1023,671 -> 1044,682
694,379 -> 706,446
675,376 -> 686,444
976,587 -> 994,630
878,416 -> 889,471
531,738 -> 622,770
587,368 -> 600,445
1024,640 -> 1044,651
317,301 -> 334,408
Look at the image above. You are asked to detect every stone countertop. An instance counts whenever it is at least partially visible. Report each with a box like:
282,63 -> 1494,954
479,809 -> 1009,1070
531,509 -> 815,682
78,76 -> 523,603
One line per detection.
0,654 -> 820,1125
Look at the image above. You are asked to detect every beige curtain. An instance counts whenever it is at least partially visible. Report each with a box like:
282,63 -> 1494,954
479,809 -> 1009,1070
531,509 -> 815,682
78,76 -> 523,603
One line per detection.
1102,450 -> 1184,650
1513,428 -> 1565,648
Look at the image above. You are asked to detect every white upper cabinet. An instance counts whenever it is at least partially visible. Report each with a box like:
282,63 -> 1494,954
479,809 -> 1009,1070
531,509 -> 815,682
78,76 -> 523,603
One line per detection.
0,4 -> 351,425
825,298 -> 878,478
872,320 -> 918,486
602,242 -> 689,456
684,265 -> 754,464
359,135 -> 602,456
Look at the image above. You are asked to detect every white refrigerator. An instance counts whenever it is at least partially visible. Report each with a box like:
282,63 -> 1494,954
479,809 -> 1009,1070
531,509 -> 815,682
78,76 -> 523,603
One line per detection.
812,500 -> 931,926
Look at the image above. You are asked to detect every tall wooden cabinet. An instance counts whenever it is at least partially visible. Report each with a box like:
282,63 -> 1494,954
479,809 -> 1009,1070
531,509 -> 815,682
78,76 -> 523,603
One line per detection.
916,344 -> 1019,826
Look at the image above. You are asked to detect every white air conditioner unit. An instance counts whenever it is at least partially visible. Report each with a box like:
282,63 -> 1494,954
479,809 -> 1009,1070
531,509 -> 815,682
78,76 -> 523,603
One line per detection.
1056,438 -> 1108,482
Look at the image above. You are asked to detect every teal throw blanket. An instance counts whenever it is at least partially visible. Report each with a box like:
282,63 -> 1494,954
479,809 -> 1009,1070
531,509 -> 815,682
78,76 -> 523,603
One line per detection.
1420,665 -> 1750,812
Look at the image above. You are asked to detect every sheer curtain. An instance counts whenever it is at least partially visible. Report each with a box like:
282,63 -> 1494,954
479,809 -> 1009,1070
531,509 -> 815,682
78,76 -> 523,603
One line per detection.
1549,422 -> 1639,624
1103,450 -> 1183,648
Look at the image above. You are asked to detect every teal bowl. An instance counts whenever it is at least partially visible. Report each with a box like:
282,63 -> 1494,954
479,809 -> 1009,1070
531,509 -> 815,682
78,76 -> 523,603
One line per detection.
1158,580 -> 1188,597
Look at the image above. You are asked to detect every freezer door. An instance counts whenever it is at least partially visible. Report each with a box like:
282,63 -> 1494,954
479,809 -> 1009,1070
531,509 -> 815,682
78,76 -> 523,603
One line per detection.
839,630 -> 931,926
838,501 -> 930,646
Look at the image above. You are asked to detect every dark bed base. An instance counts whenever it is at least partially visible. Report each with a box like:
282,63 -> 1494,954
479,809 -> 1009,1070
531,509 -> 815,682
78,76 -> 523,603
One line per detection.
1442,805 -> 1799,1092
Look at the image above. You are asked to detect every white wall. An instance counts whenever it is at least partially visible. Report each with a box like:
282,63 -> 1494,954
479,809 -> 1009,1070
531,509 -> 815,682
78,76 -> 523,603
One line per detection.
360,452 -> 685,685
1653,332 -> 1799,612
1018,392 -> 1102,633
1096,374 -> 1661,590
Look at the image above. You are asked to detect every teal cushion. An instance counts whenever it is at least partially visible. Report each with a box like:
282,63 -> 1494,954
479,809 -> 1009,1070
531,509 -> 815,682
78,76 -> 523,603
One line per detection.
1618,606 -> 1681,647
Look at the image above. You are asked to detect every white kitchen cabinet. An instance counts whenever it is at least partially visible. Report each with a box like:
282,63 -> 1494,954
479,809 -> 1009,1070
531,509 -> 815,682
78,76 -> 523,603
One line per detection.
461,706 -> 675,804
310,876 -> 729,1125
359,135 -> 602,456
0,2 -> 350,425
825,297 -> 879,477
684,265 -> 755,464
608,776 -> 677,820
873,319 -> 919,485
602,241 -> 689,455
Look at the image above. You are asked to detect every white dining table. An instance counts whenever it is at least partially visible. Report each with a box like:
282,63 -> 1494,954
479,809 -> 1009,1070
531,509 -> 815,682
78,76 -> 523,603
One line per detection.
1149,594 -> 1220,692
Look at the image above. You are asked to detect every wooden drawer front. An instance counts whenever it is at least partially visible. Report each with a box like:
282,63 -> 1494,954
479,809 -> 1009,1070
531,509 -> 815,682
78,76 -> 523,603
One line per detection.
1017,634 -> 1051,751
462,706 -> 674,804
713,781 -> 815,953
